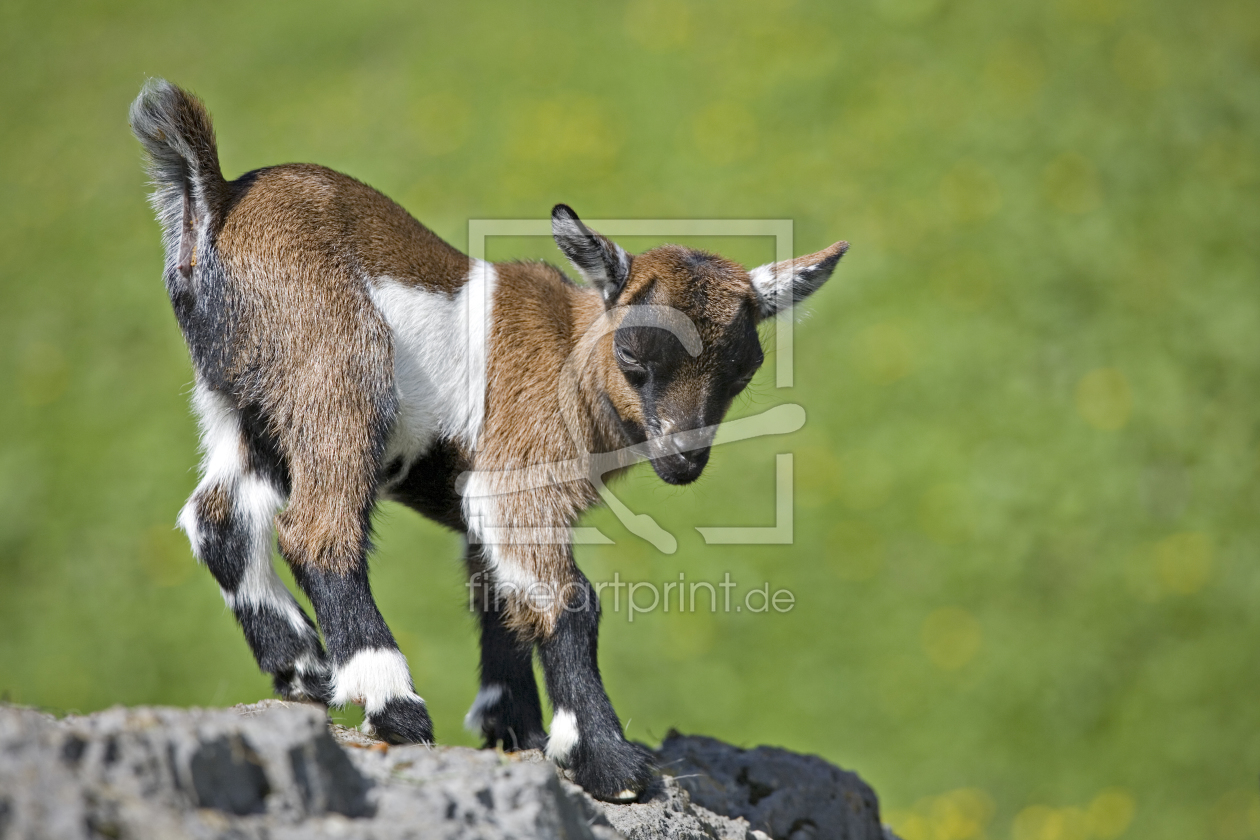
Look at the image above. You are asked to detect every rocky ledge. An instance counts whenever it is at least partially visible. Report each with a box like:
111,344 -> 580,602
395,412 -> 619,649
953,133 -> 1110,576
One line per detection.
0,700 -> 895,840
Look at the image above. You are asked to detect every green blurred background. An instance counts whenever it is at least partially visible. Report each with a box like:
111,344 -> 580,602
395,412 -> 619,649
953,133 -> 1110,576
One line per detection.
1,0 -> 1258,837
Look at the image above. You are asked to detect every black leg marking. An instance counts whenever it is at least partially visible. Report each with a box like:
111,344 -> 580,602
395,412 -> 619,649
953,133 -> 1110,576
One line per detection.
292,563 -> 434,745
465,549 -> 547,751
236,604 -> 331,703
536,572 -> 654,802
193,487 -> 250,592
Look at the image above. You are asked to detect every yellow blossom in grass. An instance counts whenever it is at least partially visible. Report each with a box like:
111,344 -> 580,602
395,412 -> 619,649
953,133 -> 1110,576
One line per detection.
929,788 -> 995,839
1212,789 -> 1260,840
1075,368 -> 1131,430
940,161 -> 1002,223
1087,788 -> 1136,838
922,608 -> 982,670
1044,153 -> 1102,214
1153,532 -> 1213,595
1012,804 -> 1089,840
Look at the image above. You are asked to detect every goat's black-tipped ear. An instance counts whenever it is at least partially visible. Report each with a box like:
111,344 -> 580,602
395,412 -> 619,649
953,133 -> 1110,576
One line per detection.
748,241 -> 849,319
552,204 -> 632,304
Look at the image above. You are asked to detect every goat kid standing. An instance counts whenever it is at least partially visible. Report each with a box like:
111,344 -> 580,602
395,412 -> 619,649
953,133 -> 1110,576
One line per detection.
129,80 -> 846,801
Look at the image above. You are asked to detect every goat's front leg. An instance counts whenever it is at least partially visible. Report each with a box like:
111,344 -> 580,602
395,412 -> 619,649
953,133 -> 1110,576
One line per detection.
468,487 -> 652,799
531,564 -> 654,801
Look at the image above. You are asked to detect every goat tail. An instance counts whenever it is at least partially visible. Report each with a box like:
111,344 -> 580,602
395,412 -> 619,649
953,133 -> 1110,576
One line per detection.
129,79 -> 229,245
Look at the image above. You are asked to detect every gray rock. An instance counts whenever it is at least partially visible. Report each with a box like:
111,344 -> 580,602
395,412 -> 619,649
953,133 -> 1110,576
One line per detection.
589,773 -> 771,840
332,729 -> 613,840
0,702 -> 893,840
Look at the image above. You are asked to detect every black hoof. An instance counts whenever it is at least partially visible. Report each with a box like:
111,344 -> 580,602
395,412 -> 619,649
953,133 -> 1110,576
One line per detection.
368,696 -> 435,745
467,687 -> 547,752
273,661 -> 332,705
564,738 -> 655,803
481,720 -> 548,752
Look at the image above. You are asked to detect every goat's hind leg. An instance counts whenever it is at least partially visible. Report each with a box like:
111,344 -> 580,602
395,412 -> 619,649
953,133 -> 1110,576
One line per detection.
279,473 -> 434,744
271,341 -> 433,744
179,385 -> 331,702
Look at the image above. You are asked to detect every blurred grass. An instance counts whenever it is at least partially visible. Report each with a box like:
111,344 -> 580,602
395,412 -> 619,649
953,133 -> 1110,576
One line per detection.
1,0 -> 1259,837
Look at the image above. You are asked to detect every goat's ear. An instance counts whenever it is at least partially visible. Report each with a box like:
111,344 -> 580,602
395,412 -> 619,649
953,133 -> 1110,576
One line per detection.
748,241 -> 849,320
552,204 -> 631,304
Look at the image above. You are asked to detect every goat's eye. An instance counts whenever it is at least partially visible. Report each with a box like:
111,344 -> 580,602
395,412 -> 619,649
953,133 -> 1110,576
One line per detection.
614,344 -> 640,368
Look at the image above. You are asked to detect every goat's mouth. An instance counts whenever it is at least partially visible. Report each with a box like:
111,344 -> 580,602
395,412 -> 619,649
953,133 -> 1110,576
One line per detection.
647,440 -> 711,485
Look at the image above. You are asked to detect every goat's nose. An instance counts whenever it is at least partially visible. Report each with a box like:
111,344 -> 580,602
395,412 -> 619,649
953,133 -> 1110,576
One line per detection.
667,422 -> 716,454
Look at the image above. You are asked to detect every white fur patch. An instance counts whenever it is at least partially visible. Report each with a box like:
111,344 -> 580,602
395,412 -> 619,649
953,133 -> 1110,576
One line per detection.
233,473 -> 287,609
749,252 -> 837,319
287,651 -> 330,700
192,383 -> 247,489
462,473 -> 546,598
176,498 -> 201,556
546,708 -> 580,763
180,381 -> 310,637
369,262 -> 496,481
331,648 -> 422,715
177,384 -> 241,556
225,505 -> 312,641
463,683 -> 504,733
748,262 -> 791,317
294,650 -> 326,677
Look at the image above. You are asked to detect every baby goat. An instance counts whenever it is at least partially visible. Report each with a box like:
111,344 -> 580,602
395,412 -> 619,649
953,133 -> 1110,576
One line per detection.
129,80 -> 846,801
